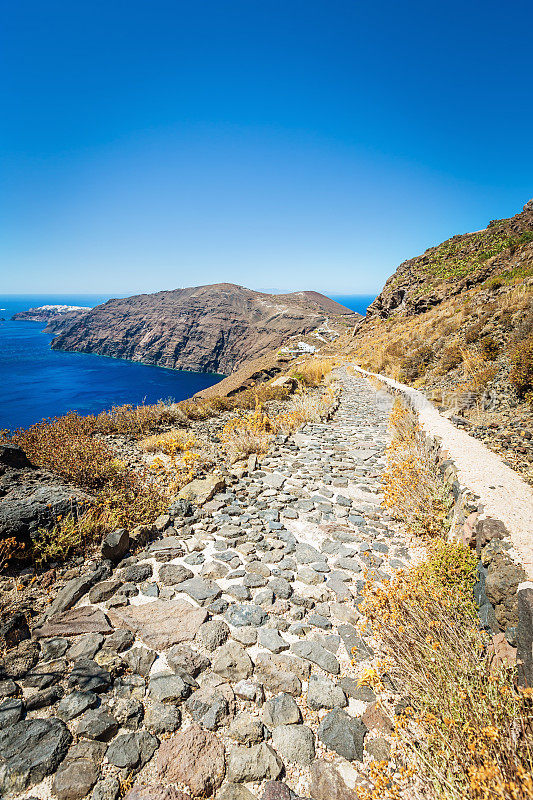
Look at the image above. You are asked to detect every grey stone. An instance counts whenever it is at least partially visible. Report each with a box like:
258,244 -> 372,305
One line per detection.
231,626 -> 258,646
197,619 -> 230,651
52,740 -> 105,800
158,564 -> 194,585
144,701 -> 181,734
101,529 -> 130,562
114,698 -> 144,729
339,678 -> 376,703
25,685 -> 64,711
228,712 -> 264,744
0,718 -> 72,796
101,629 -> 135,653
43,564 -> 110,620
106,731 -> 158,770
89,579 -> 122,604
23,657 -> 67,689
177,577 -> 222,605
76,708 -> 119,740
0,698 -> 24,726
212,641 -> 253,681
271,724 -> 315,765
290,641 -> 339,674
366,736 -> 391,761
337,624 -> 374,661
318,708 -> 367,761
257,629 -> 289,653
225,604 -> 267,628
186,685 -> 232,730
66,633 -> 104,661
122,562 -> 153,582
40,637 -> 68,661
149,674 -> 191,703
307,674 -> 347,709
68,658 -> 111,693
92,776 -> 120,800
167,645 -> 210,677
226,742 -> 283,782
57,690 -> 99,721
263,692 -> 301,727
123,646 -> 157,677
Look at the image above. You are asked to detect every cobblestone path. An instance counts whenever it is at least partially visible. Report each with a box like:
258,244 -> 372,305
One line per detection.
1,370 -> 416,800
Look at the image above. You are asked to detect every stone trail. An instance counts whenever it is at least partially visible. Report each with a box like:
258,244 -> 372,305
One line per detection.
0,371 -> 416,800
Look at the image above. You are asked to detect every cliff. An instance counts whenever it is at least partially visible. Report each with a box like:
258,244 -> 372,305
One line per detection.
368,199 -> 533,318
51,283 -> 357,374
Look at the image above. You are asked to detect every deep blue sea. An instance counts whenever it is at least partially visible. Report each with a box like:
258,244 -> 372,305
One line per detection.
0,293 -> 374,431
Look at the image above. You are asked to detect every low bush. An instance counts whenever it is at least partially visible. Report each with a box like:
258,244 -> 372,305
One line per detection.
139,429 -> 197,455
509,334 -> 533,397
438,343 -> 463,374
382,399 -> 452,538
479,335 -> 500,360
292,358 -> 334,387
399,345 -> 434,383
359,544 -> 533,800
221,402 -> 276,463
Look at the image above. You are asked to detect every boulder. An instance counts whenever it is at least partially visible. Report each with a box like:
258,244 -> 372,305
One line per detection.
33,607 -> 113,639
52,740 -> 105,800
177,476 -> 226,506
157,724 -> 225,797
309,760 -> 359,800
0,718 -> 72,797
124,785 -> 192,800
101,529 -> 130,562
318,709 -> 367,761
226,742 -> 283,783
271,724 -> 315,765
107,600 -> 208,649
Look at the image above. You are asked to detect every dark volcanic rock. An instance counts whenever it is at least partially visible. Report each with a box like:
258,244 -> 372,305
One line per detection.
51,284 -> 356,374
0,718 -> 72,797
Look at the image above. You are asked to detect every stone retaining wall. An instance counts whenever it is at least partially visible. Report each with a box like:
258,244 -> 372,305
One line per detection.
352,364 -> 533,687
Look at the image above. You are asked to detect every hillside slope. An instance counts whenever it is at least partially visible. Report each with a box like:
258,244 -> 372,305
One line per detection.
344,199 -> 533,481
51,283 -> 357,374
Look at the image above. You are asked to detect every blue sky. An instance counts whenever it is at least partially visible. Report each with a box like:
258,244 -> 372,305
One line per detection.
2,0 -> 532,296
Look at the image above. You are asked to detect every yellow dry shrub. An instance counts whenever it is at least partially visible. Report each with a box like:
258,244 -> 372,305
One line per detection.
358,543 -> 533,800
293,357 -> 334,387
139,429 -> 197,455
221,401 -> 276,463
382,399 -> 452,538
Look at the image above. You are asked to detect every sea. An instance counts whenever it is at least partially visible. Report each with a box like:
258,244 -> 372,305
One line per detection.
0,293 -> 375,431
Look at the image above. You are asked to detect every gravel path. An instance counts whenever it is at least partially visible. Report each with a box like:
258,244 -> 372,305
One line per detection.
2,371 -> 417,800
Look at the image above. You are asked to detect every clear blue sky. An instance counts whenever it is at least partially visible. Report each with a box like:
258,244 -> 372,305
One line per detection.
2,0 -> 532,296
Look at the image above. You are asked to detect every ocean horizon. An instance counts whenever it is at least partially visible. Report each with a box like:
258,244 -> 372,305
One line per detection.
0,292 -> 375,430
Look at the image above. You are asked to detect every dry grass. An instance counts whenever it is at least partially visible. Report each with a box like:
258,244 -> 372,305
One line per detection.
382,399 -> 452,538
292,357 -> 335,387
139,429 -> 197,455
359,542 -> 533,800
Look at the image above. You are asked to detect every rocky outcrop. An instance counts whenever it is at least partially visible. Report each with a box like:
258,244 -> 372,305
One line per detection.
367,199 -> 533,318
0,445 -> 91,548
51,284 -> 356,374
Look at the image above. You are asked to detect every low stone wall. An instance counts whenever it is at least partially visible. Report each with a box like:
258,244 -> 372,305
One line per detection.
352,364 -> 533,687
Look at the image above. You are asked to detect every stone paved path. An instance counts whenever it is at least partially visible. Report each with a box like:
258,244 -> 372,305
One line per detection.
1,370 -> 416,800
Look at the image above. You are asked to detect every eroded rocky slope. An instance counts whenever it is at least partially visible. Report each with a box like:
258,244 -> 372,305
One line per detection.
51,284 -> 357,375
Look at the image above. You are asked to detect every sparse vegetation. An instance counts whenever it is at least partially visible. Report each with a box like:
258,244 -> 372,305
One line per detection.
359,543 -> 533,800
382,399 -> 452,538
510,334 -> 533,398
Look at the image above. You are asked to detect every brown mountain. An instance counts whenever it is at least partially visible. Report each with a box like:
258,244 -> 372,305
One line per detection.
51,283 -> 357,374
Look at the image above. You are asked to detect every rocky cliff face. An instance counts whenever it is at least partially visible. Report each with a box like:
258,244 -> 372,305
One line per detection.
368,200 -> 533,318
51,283 -> 357,374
